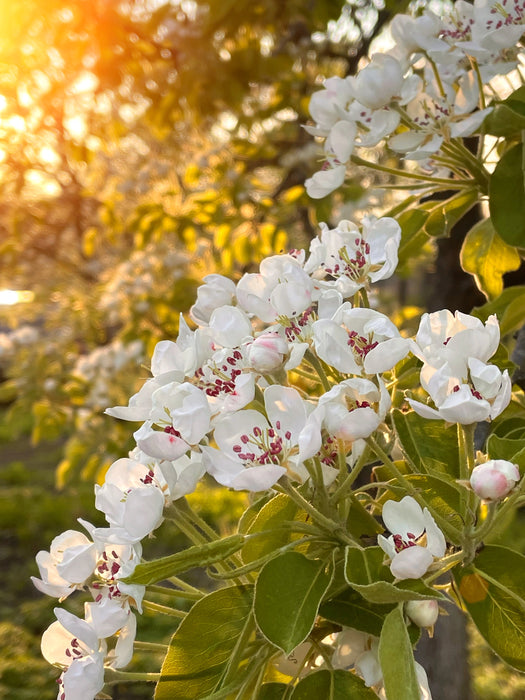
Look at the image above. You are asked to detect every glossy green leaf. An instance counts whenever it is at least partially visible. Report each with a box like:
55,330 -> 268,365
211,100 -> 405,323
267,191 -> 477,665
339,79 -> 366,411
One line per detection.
242,494 -> 304,564
346,497 -> 384,538
155,585 -> 254,700
460,218 -> 521,300
392,409 -> 461,478
379,607 -> 420,700
487,434 -> 525,469
344,546 -> 445,604
320,588 -> 395,637
455,545 -> 525,671
397,208 -> 430,271
257,683 -> 288,700
124,534 -> 245,586
489,143 -> 525,247
472,285 -> 525,336
254,552 -> 332,654
290,669 -> 377,699
423,188 -> 478,238
484,86 -> 525,137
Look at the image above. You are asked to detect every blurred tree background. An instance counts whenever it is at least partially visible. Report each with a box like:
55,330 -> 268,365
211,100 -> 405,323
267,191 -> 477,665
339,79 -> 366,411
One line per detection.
1,0 -> 524,698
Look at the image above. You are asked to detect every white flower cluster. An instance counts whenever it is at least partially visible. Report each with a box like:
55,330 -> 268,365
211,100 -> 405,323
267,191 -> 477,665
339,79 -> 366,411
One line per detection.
72,340 -> 144,410
274,624 -> 432,698
34,208 -> 519,696
99,241 -> 190,325
305,0 -> 524,197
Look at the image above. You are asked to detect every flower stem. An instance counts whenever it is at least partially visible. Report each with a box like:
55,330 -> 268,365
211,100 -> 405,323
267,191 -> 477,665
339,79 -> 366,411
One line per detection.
276,477 -> 355,544
147,583 -> 203,601
366,435 -> 461,542
350,154 -> 476,187
304,349 -> 332,392
142,599 -> 186,618
105,670 -> 161,685
134,640 -> 169,653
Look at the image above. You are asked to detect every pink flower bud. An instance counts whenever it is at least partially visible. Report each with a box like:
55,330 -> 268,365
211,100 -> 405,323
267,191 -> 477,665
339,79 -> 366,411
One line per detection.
470,459 -> 520,501
405,600 -> 439,629
246,332 -> 288,373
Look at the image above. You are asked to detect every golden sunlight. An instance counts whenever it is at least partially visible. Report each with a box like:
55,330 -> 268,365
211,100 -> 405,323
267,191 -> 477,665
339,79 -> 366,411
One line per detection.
0,289 -> 34,305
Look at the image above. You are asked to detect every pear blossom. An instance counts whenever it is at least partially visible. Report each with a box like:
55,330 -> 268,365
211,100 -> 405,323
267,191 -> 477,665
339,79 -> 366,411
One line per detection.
313,305 -> 410,375
411,310 -> 500,375
104,319 -> 209,422
193,346 -> 255,415
408,358 -> 511,424
32,530 -> 97,600
202,385 -> 322,490
94,458 -> 166,541
304,217 -> 401,297
318,377 -> 391,442
190,274 -> 237,325
134,381 -> 211,460
352,54 -> 405,110
304,162 -> 347,199
236,252 -> 314,323
332,627 -> 432,699
41,608 -> 106,700
378,496 -> 446,580
470,459 -> 520,500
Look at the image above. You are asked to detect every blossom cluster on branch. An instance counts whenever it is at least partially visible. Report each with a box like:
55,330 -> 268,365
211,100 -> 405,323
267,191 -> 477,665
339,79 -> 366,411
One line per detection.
33,1 -> 525,699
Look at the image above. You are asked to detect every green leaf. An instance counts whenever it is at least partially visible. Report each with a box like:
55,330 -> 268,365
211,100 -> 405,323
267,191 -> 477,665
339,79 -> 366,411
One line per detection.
397,208 -> 430,271
254,552 -> 332,654
155,585 -> 254,700
423,188 -> 478,238
392,409 -> 461,478
487,434 -> 525,469
346,497 -> 384,538
320,588 -> 395,637
460,218 -> 521,300
472,285 -> 525,336
257,683 -> 288,700
484,86 -> 525,137
344,546 -> 445,604
379,607 -> 420,700
290,669 -> 377,699
455,545 -> 525,671
489,143 -> 525,247
123,534 -> 245,586
242,494 -> 304,564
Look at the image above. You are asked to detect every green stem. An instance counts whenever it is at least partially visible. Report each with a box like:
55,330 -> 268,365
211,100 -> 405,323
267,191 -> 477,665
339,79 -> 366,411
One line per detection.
330,445 -> 370,504
350,154 -> 476,187
424,550 -> 465,584
472,502 -> 497,541
167,575 -> 204,595
142,600 -> 186,618
304,349 -> 332,392
360,287 -> 370,308
276,477 -> 355,544
105,670 -> 161,685
133,640 -> 169,653
366,436 -> 461,542
147,584 -> 203,601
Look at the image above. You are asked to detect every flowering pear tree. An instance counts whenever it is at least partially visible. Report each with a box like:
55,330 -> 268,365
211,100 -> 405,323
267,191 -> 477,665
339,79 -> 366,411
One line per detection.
34,1 -> 525,698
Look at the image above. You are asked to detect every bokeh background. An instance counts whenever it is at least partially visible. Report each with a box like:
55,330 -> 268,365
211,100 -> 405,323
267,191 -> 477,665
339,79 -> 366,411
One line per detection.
0,1 -> 524,698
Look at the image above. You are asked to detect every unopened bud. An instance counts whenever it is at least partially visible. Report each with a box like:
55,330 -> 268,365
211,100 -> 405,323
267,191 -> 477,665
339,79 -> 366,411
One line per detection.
470,459 -> 520,501
405,600 -> 439,631
246,331 -> 288,373
273,641 -> 312,677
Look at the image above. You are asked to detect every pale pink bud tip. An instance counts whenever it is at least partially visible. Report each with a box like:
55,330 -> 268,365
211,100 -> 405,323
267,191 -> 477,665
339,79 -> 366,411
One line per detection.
405,600 -> 439,629
470,459 -> 520,501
